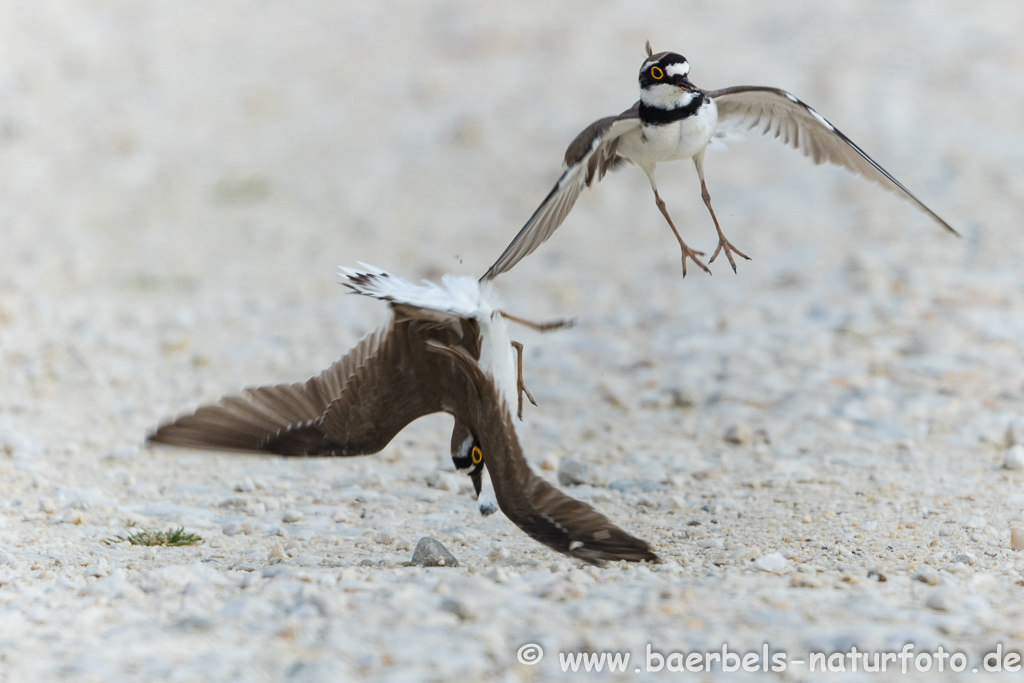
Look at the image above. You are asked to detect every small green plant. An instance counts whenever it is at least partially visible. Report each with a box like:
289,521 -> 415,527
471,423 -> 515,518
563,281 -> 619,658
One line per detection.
110,526 -> 203,547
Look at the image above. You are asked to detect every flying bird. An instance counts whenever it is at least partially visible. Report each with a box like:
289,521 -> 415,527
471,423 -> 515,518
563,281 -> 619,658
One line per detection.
483,42 -> 957,280
149,265 -> 657,564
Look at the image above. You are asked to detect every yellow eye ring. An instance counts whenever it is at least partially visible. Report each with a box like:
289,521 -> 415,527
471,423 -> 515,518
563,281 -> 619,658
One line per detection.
471,446 -> 483,464
650,66 -> 664,80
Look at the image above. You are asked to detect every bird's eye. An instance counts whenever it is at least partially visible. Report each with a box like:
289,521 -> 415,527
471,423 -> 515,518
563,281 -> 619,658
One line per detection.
650,66 -> 664,80
471,446 -> 482,464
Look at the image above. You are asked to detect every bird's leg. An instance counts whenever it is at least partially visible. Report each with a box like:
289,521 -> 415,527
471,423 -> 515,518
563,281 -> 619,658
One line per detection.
497,311 -> 575,332
652,188 -> 710,277
510,341 -> 536,420
694,151 -> 750,272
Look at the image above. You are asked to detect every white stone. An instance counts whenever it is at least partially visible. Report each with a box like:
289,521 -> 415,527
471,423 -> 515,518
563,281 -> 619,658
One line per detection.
754,552 -> 789,573
84,557 -> 110,578
926,589 -> 960,612
1004,445 -> 1024,470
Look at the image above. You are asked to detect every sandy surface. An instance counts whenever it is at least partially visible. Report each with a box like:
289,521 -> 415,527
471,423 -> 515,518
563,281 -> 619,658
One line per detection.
2,1 -> 1024,681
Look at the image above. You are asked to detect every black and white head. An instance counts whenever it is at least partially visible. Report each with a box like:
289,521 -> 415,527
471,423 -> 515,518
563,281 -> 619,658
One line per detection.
449,418 -> 498,516
639,44 -> 697,109
451,430 -> 485,495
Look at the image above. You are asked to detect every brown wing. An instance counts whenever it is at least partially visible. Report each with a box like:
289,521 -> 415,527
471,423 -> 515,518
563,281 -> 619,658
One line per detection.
709,86 -> 958,235
481,104 -> 642,280
148,324 -> 389,454
314,318 -> 475,454
428,343 -> 659,564
149,318 -> 476,457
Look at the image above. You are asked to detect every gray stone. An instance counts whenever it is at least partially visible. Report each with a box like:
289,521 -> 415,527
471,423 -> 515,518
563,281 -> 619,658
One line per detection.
411,537 -> 459,568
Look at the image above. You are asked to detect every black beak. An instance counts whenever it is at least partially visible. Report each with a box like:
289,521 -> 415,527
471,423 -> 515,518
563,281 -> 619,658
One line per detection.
471,468 -> 483,497
674,75 -> 694,90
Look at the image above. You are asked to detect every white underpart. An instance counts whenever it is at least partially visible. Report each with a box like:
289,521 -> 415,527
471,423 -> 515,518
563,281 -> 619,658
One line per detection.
477,307 -> 518,415
476,468 -> 498,516
639,83 -> 698,110
617,97 -> 719,166
664,61 -> 689,77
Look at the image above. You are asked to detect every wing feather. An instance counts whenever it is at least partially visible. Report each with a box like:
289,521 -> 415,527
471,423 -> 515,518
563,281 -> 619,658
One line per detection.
481,107 -> 643,279
709,86 -> 957,235
148,324 -> 393,454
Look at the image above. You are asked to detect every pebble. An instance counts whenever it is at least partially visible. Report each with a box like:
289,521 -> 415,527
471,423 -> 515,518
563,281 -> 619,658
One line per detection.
234,477 -> 256,492
374,529 -> 397,545
557,459 -> 599,487
267,542 -> 286,560
753,552 -> 789,573
1011,528 -> 1024,551
926,589 -> 960,612
222,521 -> 254,536
953,552 -> 975,566
439,596 -> 479,621
731,546 -> 762,563
0,430 -> 42,457
1004,445 -> 1024,470
912,567 -> 941,585
488,547 -> 511,564
484,566 -> 510,584
669,387 -> 701,409
790,574 -> 827,589
723,423 -> 753,446
410,538 -> 459,568
963,516 -> 986,530
61,509 -> 86,525
84,557 -> 110,578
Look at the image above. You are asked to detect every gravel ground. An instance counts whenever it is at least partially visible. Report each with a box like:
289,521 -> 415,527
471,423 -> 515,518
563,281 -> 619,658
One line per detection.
2,1 -> 1024,681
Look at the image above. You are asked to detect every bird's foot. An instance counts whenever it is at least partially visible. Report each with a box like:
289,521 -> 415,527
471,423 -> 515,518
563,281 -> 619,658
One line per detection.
510,340 -> 537,420
498,311 -> 575,332
679,244 -> 711,278
708,234 -> 751,273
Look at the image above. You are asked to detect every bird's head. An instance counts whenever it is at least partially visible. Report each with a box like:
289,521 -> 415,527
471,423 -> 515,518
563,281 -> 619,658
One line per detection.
451,432 -> 485,497
639,48 -> 697,108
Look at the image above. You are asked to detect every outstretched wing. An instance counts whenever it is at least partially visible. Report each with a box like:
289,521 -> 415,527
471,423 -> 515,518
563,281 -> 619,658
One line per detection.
148,319 -> 471,456
148,324 -> 391,454
709,86 -> 958,235
429,342 -> 659,564
481,105 -> 643,280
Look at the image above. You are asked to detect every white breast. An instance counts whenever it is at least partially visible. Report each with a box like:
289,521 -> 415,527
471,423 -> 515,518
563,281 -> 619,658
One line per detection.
617,97 -> 719,166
